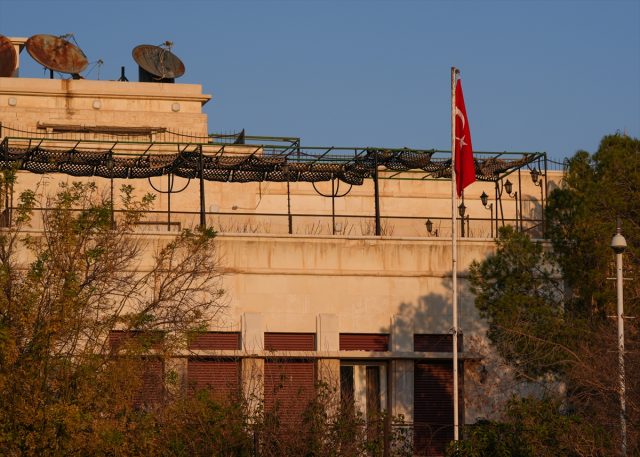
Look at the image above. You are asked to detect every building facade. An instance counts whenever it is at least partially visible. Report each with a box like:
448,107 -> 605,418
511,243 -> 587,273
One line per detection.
1,38 -> 562,455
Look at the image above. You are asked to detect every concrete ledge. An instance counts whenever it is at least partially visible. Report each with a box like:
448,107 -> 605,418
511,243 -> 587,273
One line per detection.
175,350 -> 471,360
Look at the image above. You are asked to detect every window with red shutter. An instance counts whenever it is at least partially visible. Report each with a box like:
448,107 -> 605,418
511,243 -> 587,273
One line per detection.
187,359 -> 240,398
414,361 -> 463,456
109,330 -> 164,350
264,360 -> 315,422
414,334 -> 463,353
339,334 -> 389,351
133,359 -> 164,408
188,332 -> 240,350
264,333 -> 315,351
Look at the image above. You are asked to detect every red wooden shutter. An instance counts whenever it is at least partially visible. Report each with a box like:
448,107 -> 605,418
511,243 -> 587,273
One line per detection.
264,333 -> 315,351
264,360 -> 315,422
187,359 -> 240,398
109,331 -> 164,350
414,361 -> 464,456
414,334 -> 463,353
188,332 -> 240,350
108,331 -> 126,349
339,334 -> 389,351
133,359 -> 164,408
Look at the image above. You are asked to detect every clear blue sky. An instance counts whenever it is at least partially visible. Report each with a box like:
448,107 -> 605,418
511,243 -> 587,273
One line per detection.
1,1 -> 638,161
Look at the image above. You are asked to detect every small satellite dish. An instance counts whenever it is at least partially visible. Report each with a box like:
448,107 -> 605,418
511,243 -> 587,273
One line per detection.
25,34 -> 88,78
0,35 -> 18,78
132,43 -> 185,83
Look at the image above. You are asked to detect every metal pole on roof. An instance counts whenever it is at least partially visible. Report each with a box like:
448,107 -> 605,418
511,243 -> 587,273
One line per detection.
286,166 -> 292,234
543,154 -> 548,233
518,168 -> 523,232
331,175 -> 336,235
199,146 -> 206,227
494,182 -> 498,236
167,174 -> 171,231
110,175 -> 114,229
451,66 -> 460,443
374,151 -> 381,236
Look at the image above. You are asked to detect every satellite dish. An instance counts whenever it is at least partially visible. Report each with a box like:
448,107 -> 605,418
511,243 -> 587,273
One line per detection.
25,34 -> 88,78
0,35 -> 18,78
132,43 -> 185,83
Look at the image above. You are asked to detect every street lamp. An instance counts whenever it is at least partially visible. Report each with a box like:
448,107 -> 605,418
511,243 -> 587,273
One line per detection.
425,219 -> 438,237
530,167 -> 545,233
480,191 -> 493,238
457,202 -> 468,238
611,218 -> 627,456
504,179 -> 513,195
503,179 -> 518,232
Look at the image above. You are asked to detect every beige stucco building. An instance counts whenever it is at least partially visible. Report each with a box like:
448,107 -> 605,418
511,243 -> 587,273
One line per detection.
1,37 -> 562,455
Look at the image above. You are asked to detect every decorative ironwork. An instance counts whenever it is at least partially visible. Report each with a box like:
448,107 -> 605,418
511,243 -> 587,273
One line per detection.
0,136 -> 542,186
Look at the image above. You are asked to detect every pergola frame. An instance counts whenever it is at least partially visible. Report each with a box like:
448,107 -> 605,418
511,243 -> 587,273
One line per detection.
0,132 -> 547,236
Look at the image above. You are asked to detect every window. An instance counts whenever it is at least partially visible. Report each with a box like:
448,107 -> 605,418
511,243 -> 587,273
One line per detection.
187,359 -> 240,398
264,360 -> 315,422
188,332 -> 240,350
264,333 -> 315,351
339,334 -> 389,352
414,334 -> 463,353
339,363 -> 387,417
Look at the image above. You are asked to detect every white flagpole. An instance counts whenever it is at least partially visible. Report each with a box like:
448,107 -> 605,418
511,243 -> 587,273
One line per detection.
451,66 -> 459,443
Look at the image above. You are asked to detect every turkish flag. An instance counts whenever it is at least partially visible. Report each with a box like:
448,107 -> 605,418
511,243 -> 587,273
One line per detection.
455,79 -> 475,197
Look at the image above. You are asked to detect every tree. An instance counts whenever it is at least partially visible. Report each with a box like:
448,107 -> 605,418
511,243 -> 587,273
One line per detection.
460,134 -> 640,456
0,173 -> 413,456
448,395 -> 610,457
545,133 -> 639,319
0,175 -> 224,455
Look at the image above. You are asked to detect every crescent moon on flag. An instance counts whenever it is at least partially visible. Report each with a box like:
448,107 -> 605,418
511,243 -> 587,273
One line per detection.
456,107 -> 465,129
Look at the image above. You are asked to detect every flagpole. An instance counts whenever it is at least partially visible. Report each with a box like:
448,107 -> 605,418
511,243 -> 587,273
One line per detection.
451,66 -> 459,443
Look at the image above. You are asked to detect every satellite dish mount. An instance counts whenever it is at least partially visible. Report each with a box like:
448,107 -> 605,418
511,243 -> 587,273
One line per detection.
25,34 -> 88,80
133,41 -> 185,84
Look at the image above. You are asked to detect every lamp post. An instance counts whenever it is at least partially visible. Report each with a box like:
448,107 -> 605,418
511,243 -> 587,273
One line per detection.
530,167 -> 545,233
458,202 -> 466,238
425,219 -> 438,237
611,218 -> 627,456
480,191 -> 493,238
504,179 -> 518,232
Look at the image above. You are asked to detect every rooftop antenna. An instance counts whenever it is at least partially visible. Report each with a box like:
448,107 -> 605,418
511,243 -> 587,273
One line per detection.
0,34 -> 18,77
118,66 -> 129,82
25,33 -> 88,79
96,59 -> 104,80
132,41 -> 185,83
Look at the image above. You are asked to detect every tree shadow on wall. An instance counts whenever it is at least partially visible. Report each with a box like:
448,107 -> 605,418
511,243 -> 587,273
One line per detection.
382,276 -> 487,456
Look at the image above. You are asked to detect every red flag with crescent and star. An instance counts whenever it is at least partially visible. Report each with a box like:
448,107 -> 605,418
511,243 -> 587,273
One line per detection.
455,79 -> 475,197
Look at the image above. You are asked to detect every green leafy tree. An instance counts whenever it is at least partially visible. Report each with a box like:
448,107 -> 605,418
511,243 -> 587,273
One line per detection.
469,225 -> 583,381
545,133 -> 640,319
448,396 -> 610,457
462,134 -> 640,455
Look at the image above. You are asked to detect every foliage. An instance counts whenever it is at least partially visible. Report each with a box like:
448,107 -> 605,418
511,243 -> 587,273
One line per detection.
254,379 -> 412,457
0,173 -> 414,455
465,133 -> 640,455
156,391 -> 254,457
469,226 -> 583,381
545,133 -> 640,319
448,396 -> 610,457
0,175 -> 224,456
